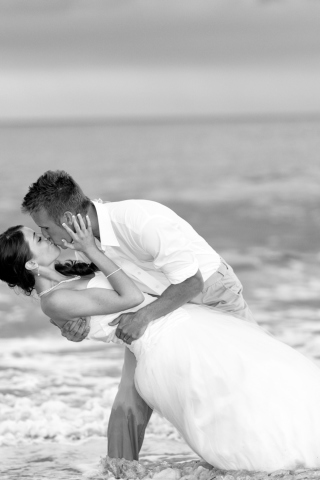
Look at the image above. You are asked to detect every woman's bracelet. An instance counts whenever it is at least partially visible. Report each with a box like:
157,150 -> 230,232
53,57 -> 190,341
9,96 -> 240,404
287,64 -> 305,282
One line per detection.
106,267 -> 122,279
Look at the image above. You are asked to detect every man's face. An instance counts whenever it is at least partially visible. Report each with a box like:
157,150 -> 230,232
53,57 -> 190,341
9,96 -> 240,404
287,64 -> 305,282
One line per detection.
31,209 -> 73,249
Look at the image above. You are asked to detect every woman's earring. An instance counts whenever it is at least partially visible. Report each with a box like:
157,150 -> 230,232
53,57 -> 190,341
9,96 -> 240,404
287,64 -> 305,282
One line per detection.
37,265 -> 40,276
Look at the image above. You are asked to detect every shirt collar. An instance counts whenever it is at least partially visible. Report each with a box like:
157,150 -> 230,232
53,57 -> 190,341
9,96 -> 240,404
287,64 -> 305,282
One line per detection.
92,199 -> 120,247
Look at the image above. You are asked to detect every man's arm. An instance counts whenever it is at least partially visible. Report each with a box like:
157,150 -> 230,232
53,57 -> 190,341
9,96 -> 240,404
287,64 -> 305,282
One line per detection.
109,269 -> 204,344
109,211 -> 205,344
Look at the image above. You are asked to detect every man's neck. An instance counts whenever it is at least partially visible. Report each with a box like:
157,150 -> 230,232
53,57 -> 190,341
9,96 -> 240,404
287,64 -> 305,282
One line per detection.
87,202 -> 100,241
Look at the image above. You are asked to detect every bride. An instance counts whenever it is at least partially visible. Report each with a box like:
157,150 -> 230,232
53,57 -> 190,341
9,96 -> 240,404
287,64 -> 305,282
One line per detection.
1,215 -> 320,473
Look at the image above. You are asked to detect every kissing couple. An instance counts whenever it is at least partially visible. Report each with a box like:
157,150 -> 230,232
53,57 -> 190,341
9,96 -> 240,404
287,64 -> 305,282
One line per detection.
1,170 -> 320,472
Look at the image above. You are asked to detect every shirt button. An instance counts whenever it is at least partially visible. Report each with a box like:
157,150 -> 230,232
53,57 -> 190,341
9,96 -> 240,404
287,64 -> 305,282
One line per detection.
137,272 -> 141,275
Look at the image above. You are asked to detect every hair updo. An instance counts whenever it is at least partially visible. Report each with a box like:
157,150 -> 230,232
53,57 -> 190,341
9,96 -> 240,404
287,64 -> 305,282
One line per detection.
0,225 -> 98,296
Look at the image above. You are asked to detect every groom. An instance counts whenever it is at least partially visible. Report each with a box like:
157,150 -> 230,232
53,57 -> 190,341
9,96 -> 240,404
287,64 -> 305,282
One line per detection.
22,170 -> 255,460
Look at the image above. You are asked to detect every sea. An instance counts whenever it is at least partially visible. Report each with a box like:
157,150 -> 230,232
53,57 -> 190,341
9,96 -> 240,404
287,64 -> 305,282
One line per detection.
1,116 -> 320,479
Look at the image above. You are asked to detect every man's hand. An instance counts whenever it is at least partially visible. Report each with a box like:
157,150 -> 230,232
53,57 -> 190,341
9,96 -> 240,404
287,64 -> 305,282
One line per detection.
108,312 -> 148,345
108,270 -> 204,344
50,317 -> 91,342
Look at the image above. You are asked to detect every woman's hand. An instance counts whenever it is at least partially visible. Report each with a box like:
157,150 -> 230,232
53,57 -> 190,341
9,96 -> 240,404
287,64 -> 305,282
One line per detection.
62,214 -> 97,254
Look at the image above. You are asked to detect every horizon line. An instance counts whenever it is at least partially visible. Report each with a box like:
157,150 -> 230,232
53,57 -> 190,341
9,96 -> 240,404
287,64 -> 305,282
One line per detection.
1,112 -> 320,128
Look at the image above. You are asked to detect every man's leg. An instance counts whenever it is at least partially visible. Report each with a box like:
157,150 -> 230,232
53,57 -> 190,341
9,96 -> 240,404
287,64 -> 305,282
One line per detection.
107,348 -> 153,460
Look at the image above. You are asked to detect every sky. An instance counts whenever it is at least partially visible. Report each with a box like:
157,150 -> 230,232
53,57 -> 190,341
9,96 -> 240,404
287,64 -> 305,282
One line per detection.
0,0 -> 320,121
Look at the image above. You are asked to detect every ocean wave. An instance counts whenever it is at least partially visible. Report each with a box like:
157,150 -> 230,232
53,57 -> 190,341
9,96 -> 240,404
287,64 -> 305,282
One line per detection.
0,337 -> 180,448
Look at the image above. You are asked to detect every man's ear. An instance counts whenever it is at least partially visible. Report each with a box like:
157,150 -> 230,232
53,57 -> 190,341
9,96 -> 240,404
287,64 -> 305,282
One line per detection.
62,211 -> 74,227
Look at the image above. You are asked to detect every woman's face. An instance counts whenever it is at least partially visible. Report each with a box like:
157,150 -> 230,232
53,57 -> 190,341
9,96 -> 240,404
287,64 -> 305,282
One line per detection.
22,227 -> 61,267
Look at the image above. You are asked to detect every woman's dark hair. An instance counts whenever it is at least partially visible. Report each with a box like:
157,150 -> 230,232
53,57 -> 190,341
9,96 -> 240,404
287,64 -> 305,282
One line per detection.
0,226 -> 35,295
55,260 -> 98,278
0,225 -> 98,296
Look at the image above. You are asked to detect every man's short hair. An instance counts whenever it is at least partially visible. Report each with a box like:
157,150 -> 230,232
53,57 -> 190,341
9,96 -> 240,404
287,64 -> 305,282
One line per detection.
21,170 -> 91,224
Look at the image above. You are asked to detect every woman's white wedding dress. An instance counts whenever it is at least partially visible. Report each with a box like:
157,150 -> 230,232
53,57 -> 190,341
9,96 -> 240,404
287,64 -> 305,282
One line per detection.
87,272 -> 320,472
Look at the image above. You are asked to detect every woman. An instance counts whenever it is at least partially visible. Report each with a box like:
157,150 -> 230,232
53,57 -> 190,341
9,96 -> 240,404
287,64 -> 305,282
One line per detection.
1,215 -> 320,472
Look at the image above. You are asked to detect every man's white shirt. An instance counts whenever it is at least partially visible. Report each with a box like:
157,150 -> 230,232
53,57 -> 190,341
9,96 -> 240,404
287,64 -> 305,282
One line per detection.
75,199 -> 221,296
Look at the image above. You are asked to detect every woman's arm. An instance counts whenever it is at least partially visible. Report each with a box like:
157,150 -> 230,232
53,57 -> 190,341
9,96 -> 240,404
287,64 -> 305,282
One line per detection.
43,214 -> 144,323
44,286 -> 144,323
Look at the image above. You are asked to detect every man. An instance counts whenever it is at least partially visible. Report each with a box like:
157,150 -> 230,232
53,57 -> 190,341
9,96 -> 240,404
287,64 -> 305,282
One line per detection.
22,170 -> 255,461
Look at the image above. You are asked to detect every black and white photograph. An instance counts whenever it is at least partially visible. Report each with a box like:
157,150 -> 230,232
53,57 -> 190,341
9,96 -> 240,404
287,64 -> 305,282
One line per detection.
1,1 -> 320,479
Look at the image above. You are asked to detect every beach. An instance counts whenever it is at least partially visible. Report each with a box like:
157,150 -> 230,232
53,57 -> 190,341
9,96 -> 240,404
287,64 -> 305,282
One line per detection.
1,117 -> 320,479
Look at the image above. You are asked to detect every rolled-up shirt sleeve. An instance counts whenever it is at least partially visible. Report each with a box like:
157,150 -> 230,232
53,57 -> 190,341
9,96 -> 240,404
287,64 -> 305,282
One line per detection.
139,216 -> 199,284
